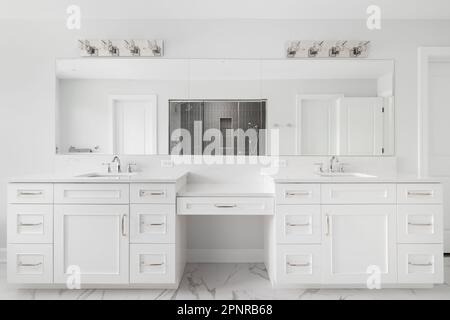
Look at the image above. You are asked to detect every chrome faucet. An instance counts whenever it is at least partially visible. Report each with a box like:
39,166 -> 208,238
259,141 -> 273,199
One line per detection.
329,156 -> 340,173
111,155 -> 122,173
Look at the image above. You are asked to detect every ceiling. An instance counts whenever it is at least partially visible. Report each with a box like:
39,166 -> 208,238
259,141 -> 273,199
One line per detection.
1,0 -> 450,20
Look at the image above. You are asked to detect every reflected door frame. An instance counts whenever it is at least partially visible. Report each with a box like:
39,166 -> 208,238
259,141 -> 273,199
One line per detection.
418,47 -> 450,177
296,94 -> 344,155
109,94 -> 158,155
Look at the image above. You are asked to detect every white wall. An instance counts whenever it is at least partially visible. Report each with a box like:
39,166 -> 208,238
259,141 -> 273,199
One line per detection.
1,19 -> 450,251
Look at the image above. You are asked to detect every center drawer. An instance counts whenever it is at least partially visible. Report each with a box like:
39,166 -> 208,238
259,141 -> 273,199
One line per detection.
177,197 -> 274,215
321,184 -> 396,204
54,184 -> 129,204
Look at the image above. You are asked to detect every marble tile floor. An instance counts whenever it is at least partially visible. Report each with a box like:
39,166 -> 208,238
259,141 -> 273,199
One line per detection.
1,259 -> 450,300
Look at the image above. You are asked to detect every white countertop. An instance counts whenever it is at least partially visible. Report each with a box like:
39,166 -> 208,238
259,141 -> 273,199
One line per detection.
177,183 -> 274,197
271,174 -> 442,184
8,172 -> 188,184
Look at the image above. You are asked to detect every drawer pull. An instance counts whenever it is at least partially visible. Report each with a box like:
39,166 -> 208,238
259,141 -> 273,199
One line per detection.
18,191 -> 43,196
141,222 -> 165,226
287,262 -> 310,267
286,191 -> 311,197
140,190 -> 165,197
408,222 -> 433,226
409,262 -> 433,267
141,262 -> 164,267
121,214 -> 127,237
325,214 -> 330,236
18,222 -> 43,227
407,191 -> 433,197
286,222 -> 310,227
18,262 -> 42,267
214,204 -> 237,208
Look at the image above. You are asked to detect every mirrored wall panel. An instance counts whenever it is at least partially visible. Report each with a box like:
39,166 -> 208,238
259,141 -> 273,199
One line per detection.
55,58 -> 394,156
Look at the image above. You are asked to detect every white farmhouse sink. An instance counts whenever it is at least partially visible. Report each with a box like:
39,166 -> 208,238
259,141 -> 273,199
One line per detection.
314,172 -> 377,178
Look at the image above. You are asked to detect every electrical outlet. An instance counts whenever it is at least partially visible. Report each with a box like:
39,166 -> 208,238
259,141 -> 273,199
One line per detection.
161,159 -> 174,168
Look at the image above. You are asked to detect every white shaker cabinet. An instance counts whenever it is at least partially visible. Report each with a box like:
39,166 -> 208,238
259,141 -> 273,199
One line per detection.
321,205 -> 397,284
53,205 -> 130,284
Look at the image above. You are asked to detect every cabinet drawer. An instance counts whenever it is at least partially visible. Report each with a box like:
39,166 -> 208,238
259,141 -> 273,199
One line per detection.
276,205 -> 321,244
276,245 -> 322,284
130,244 -> 175,284
130,184 -> 176,204
177,197 -> 274,215
7,244 -> 53,283
8,184 -> 53,204
54,184 -> 129,204
398,244 -> 443,284
397,184 -> 442,204
276,184 -> 320,204
7,205 -> 53,244
321,184 -> 396,204
397,205 -> 443,244
130,204 -> 175,244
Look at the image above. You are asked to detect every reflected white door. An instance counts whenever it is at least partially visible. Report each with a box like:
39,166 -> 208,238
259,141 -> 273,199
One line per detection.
111,95 -> 157,155
337,97 -> 384,156
428,61 -> 450,251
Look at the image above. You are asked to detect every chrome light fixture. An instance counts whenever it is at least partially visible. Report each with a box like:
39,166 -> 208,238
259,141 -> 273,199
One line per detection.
101,40 -> 119,56
78,40 -> 98,56
308,41 -> 324,58
78,39 -> 164,57
286,40 -> 370,58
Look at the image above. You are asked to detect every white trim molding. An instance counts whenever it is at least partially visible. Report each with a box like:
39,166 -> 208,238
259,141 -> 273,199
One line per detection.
418,47 -> 450,177
0,248 -> 6,264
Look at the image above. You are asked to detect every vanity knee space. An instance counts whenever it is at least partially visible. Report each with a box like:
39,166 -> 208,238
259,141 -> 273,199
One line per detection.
268,182 -> 444,287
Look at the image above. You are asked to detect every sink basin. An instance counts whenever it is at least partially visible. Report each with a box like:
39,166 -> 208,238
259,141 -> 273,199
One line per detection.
315,172 -> 377,178
77,172 -> 136,178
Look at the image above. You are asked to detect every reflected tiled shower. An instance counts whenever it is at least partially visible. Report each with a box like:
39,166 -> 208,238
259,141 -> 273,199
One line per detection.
169,100 -> 267,155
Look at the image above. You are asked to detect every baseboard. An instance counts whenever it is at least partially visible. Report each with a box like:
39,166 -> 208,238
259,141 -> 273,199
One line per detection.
0,247 -> 6,264
186,249 -> 264,263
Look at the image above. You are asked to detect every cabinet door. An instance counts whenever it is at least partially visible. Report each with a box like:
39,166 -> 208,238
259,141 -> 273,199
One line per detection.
322,205 -> 397,284
54,205 -> 129,284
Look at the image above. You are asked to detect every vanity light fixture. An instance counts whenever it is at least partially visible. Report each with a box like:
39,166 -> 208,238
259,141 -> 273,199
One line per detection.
78,39 -> 164,57
78,40 -> 98,56
286,40 -> 370,58
101,40 -> 119,56
350,41 -> 371,58
124,40 -> 141,56
308,41 -> 324,58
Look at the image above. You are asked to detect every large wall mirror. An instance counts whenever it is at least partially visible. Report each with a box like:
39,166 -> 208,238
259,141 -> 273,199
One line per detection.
55,58 -> 394,156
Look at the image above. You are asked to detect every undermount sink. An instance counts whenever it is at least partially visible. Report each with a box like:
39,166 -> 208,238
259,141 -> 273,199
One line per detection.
314,172 -> 377,178
77,172 -> 136,178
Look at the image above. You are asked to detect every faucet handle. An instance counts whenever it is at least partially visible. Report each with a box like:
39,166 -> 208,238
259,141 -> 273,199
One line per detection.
127,163 -> 137,173
314,162 -> 324,173
338,162 -> 349,173
102,162 -> 112,173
